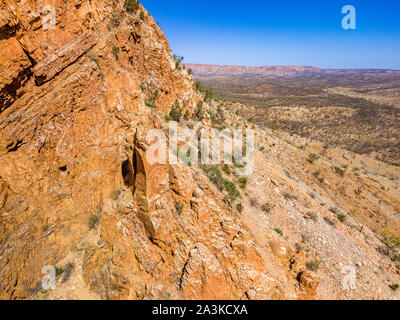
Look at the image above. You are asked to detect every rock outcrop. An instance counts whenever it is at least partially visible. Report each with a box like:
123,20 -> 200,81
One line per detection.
0,0 -> 317,300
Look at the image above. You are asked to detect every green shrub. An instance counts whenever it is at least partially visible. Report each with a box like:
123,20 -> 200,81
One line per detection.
382,230 -> 400,248
261,203 -> 272,213
125,0 -> 139,14
169,100 -> 182,122
306,211 -> 318,221
250,197 -> 259,207
222,164 -> 231,175
282,191 -> 297,201
274,228 -> 283,237
173,54 -> 184,70
334,166 -> 345,177
194,80 -> 214,101
392,254 -> 400,263
324,216 -> 336,227
313,170 -> 321,178
201,165 -> 240,201
306,259 -> 320,271
195,100 -> 205,120
354,187 -> 362,196
390,284 -> 399,291
112,46 -> 120,60
223,180 -> 240,201
238,177 -> 248,189
140,11 -> 145,20
107,12 -> 123,31
183,110 -> 190,121
307,153 -> 319,164
89,214 -> 101,230
175,201 -> 184,214
236,203 -> 243,213
145,90 -> 159,109
337,214 -> 347,223
55,266 -> 65,277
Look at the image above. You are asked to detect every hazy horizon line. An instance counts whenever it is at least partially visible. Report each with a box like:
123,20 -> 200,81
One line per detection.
183,63 -> 400,72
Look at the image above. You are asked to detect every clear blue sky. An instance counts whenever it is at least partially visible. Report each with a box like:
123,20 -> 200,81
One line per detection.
141,0 -> 400,69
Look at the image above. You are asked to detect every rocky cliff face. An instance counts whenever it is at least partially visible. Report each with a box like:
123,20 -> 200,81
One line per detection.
0,1 -> 317,300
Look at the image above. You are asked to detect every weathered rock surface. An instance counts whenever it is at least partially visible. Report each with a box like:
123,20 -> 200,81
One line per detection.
0,37 -> 31,111
33,30 -> 96,84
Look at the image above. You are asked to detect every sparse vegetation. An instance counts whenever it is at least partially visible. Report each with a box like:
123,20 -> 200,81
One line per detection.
337,214 -> 347,223
222,164 -> 231,175
249,197 -> 259,208
175,201 -> 184,214
195,80 -> 214,101
328,207 -> 338,214
89,214 -> 101,230
306,211 -> 318,221
42,225 -> 51,235
183,110 -> 190,121
195,100 -> 205,120
202,72 -> 400,165
107,12 -> 123,31
112,46 -> 120,60
238,177 -> 248,189
307,153 -> 319,164
145,90 -> 159,109
55,266 -> 65,277
261,203 -> 272,213
125,0 -> 140,14
236,203 -> 243,213
282,191 -> 297,201
313,169 -> 321,178
111,189 -> 121,200
306,259 -> 320,271
382,230 -> 400,248
324,216 -> 336,227
201,165 -> 240,201
334,166 -> 345,177
61,262 -> 75,283
274,228 -> 283,237
169,99 -> 182,122
389,283 -> 399,291
173,54 -> 184,70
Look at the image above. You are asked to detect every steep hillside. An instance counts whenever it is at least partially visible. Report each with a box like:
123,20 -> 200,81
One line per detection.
0,1 -> 317,300
206,100 -> 400,299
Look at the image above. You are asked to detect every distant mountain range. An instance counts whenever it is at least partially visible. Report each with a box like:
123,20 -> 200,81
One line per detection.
184,63 -> 400,78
